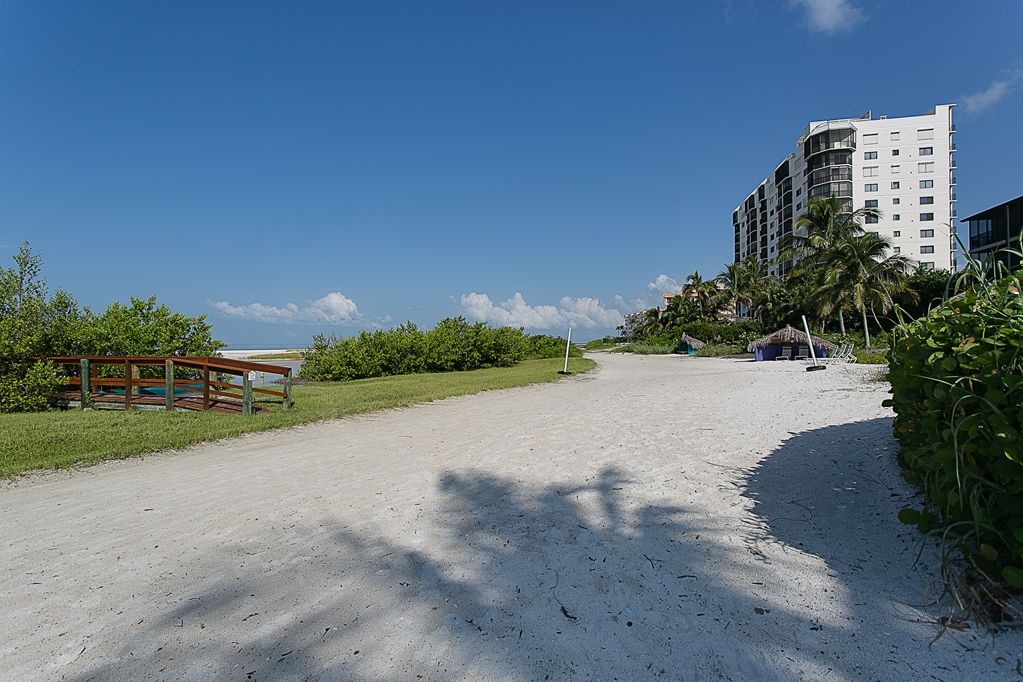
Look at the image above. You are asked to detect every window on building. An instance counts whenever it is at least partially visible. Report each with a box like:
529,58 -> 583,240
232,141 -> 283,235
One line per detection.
891,131 -> 901,141
891,164 -> 900,173
894,246 -> 901,253
893,230 -> 901,236
920,196 -> 934,204
893,215 -> 901,222
864,200 -> 878,208
919,214 -> 934,222
796,188 -> 802,195
920,245 -> 935,254
918,128 -> 934,141
865,183 -> 878,192
891,181 -> 900,189
921,262 -> 935,270
864,151 -> 878,160
918,162 -> 934,173
893,198 -> 900,205
864,133 -> 878,144
920,229 -> 934,237
864,166 -> 879,177
796,202 -> 801,210
892,149 -> 900,156
919,147 -> 933,156
866,215 -> 879,224
920,179 -> 934,189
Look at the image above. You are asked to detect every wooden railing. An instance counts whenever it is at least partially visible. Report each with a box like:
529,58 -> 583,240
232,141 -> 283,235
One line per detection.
47,356 -> 293,415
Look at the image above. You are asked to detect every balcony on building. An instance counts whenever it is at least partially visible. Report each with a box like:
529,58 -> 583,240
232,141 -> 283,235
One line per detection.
961,194 -> 1023,270
803,125 -> 857,158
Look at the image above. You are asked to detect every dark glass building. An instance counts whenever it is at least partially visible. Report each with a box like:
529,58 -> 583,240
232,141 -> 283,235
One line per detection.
962,194 -> 1023,271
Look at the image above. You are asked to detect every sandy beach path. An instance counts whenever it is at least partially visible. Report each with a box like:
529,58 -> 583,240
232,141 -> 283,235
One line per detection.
2,354 -> 1019,680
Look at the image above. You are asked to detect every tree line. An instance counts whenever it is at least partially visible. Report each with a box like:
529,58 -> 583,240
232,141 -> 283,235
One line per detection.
631,197 -> 951,348
1,243 -> 221,412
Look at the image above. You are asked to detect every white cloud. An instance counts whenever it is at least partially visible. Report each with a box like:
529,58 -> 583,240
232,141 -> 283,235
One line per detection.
789,0 -> 863,33
646,274 -> 681,294
459,292 -> 623,329
962,69 -> 1022,115
210,291 -> 361,325
613,294 -> 649,312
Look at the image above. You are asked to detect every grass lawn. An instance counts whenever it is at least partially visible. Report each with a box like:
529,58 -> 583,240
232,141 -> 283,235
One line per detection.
0,356 -> 595,477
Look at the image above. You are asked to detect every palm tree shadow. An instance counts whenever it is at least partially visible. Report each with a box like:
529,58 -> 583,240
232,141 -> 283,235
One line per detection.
70,442 -> 1009,682
69,466 -> 797,680
740,418 -> 934,612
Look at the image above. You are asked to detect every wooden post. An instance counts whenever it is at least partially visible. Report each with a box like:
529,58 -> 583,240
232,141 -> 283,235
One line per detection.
242,372 -> 253,416
79,358 -> 91,409
124,360 -> 133,410
202,365 -> 210,410
283,372 -> 292,409
165,359 -> 174,411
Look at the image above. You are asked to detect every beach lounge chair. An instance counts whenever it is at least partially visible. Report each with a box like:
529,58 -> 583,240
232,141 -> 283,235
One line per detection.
807,343 -> 849,364
775,343 -> 792,360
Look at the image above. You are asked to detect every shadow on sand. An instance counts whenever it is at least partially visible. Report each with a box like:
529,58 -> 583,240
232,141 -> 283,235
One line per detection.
72,419 -> 1014,680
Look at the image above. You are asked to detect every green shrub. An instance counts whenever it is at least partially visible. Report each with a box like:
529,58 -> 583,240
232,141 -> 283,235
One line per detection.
852,349 -> 887,364
0,360 -> 64,413
525,334 -> 581,359
299,318 -> 573,381
682,321 -> 766,349
885,269 -> 1023,587
584,337 -> 620,351
694,344 -> 743,357
2,243 -> 225,399
820,329 -> 890,351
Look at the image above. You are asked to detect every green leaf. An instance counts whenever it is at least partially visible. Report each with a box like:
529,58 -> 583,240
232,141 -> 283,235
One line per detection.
979,543 -> 999,562
897,508 -> 920,525
1002,566 -> 1023,589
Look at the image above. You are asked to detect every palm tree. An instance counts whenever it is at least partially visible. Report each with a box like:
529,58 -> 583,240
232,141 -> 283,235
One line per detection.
778,196 -> 882,334
661,295 -> 695,331
682,271 -> 720,320
716,256 -> 773,321
743,256 -> 775,320
716,261 -> 747,320
819,232 -> 914,348
635,307 -> 664,338
782,197 -> 881,261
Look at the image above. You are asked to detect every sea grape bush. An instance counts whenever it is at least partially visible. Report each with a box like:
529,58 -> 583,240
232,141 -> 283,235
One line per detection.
0,360 -> 65,413
885,268 -> 1023,588
299,317 -> 578,382
682,321 -> 765,349
0,243 -> 223,411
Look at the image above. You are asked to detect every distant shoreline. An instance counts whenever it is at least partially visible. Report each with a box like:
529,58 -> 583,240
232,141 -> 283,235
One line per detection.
219,348 -> 305,360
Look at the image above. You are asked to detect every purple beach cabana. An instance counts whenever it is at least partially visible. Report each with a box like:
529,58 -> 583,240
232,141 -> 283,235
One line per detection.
746,325 -> 837,361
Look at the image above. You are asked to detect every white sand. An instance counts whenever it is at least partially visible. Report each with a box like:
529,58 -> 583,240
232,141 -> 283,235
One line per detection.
2,354 -> 1019,680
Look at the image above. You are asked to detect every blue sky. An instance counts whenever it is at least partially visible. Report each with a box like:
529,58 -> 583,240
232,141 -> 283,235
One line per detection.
2,1 -> 1020,345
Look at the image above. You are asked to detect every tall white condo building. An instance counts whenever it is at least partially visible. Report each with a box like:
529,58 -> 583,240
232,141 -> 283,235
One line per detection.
732,104 -> 957,274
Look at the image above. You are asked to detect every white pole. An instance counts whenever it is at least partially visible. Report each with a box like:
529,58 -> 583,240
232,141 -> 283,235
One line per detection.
563,326 -> 573,373
802,315 -> 820,367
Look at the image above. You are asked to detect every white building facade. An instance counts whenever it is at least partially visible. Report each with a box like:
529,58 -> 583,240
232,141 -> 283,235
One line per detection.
732,105 -> 957,275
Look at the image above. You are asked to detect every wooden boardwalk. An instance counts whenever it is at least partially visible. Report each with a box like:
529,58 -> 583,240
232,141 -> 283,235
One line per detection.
55,390 -> 262,414
48,356 -> 294,415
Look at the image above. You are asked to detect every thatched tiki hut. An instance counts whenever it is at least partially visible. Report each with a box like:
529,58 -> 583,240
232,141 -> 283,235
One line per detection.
677,333 -> 706,356
747,325 -> 837,361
